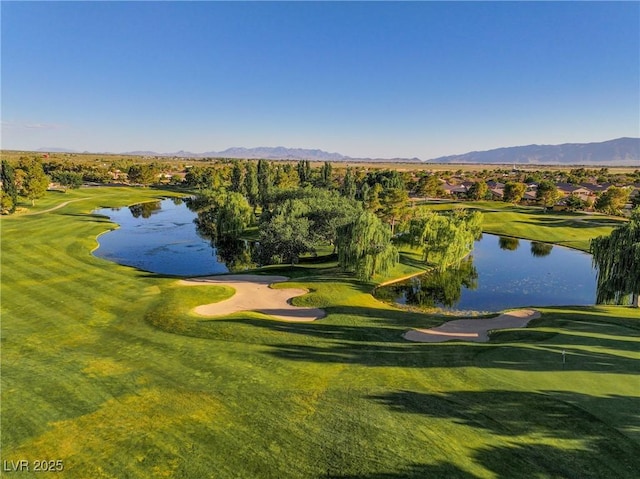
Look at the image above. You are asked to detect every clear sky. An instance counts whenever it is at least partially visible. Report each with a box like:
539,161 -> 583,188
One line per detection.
2,1 -> 639,159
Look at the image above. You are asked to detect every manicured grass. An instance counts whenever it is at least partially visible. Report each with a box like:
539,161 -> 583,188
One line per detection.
418,201 -> 626,251
2,188 -> 639,478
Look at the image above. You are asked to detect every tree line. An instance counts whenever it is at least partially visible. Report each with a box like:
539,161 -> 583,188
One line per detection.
3,154 -> 636,303
185,159 -> 483,281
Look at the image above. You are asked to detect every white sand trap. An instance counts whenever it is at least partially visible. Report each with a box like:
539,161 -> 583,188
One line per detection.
179,274 -> 325,322
404,309 -> 541,343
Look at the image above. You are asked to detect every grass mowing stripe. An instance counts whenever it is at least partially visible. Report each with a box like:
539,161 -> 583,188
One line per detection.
3,188 -> 640,478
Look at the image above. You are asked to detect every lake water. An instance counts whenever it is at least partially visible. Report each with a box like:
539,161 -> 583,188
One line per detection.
93,198 -> 229,276
376,234 -> 596,313
94,200 -> 597,311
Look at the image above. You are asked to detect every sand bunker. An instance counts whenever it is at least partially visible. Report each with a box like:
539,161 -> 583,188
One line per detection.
404,309 -> 541,343
179,274 -> 325,322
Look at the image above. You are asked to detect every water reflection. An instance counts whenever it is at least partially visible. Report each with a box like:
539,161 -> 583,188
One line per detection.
530,241 -> 553,257
187,199 -> 257,273
93,198 -> 233,276
377,233 -> 596,312
379,258 -> 478,309
128,200 -> 162,219
215,236 -> 257,272
498,236 -> 520,251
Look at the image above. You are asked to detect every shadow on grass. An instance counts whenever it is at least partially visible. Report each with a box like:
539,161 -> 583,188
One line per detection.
188,304 -> 639,372
362,389 -> 640,479
331,463 -> 477,479
397,251 -> 429,271
334,444 -> 640,479
519,216 -> 624,229
144,277 -> 639,373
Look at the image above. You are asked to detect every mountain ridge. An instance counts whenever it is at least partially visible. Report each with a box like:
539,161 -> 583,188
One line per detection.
428,137 -> 639,165
31,138 -> 639,165
117,146 -> 421,162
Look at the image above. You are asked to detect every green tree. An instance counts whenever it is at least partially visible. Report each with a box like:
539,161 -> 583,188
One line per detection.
296,160 -> 312,186
190,191 -> 252,240
1,160 -> 18,213
337,211 -> 398,280
564,194 -> 586,212
185,167 -> 207,190
302,189 -> 361,248
364,183 -> 383,213
243,162 -> 259,212
341,167 -> 357,200
257,159 -> 273,208
185,166 -> 222,190
467,181 -> 488,201
407,210 -> 482,271
230,161 -> 244,193
380,187 -> 409,234
127,164 -> 159,186
1,192 -> 14,214
273,163 -> 299,189
258,201 -> 314,265
51,171 -> 83,192
320,161 -> 333,188
365,170 -> 404,190
416,174 -> 445,198
216,192 -> 253,237
503,182 -> 527,204
18,157 -> 50,206
536,180 -> 561,209
590,209 -> 640,307
594,186 -> 631,216
259,188 -> 360,254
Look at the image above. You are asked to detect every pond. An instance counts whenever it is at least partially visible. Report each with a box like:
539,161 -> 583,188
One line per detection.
376,234 -> 597,313
94,200 -> 597,311
93,198 -> 237,276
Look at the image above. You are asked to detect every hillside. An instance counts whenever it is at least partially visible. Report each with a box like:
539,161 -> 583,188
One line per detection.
428,138 -> 640,166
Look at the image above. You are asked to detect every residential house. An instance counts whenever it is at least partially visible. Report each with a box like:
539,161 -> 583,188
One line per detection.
555,183 -> 593,202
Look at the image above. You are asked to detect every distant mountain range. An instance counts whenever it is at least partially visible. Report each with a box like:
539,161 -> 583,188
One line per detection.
116,146 -> 421,163
428,137 -> 640,166
119,147 -> 340,160
33,137 -> 639,165
74,146 -> 420,163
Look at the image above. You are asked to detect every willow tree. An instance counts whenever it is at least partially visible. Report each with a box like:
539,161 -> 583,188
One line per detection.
216,192 -> 253,237
337,211 -> 398,280
190,192 -> 252,240
590,209 -> 640,307
407,209 -> 482,272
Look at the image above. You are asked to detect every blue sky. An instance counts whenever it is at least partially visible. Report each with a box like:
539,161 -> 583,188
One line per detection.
2,1 -> 638,159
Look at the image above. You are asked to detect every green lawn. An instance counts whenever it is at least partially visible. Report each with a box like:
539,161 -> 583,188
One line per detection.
415,200 -> 626,252
2,188 -> 639,478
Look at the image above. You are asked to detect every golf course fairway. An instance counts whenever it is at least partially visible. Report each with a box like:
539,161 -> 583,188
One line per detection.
2,187 -> 639,478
